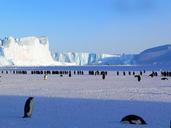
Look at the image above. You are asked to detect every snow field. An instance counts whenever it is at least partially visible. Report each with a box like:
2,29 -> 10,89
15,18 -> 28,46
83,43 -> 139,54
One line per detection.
0,71 -> 170,128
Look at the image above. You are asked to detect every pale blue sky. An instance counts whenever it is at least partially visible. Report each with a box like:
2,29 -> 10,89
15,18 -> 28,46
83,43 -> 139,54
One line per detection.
0,0 -> 171,54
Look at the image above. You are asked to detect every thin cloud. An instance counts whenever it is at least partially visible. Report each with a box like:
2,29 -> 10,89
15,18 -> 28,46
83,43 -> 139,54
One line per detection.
113,0 -> 157,14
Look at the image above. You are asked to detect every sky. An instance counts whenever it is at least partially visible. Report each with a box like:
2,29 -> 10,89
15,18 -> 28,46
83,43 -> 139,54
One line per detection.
0,0 -> 171,54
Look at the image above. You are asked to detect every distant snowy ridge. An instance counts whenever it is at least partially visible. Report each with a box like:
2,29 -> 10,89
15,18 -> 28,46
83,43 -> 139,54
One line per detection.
134,44 -> 171,65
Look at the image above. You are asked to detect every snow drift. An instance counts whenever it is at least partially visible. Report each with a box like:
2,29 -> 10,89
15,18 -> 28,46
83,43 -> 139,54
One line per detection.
0,36 -> 61,66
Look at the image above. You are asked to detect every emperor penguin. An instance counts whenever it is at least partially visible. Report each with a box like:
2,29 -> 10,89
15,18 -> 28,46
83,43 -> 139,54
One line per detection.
134,75 -> 141,82
149,73 -> 154,77
23,97 -> 34,118
44,74 -> 48,80
121,114 -> 146,125
161,77 -> 168,80
102,73 -> 105,80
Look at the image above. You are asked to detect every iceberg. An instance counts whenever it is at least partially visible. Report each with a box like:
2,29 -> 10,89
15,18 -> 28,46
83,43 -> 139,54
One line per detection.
53,44 -> 171,66
53,52 -> 134,65
0,36 -> 170,66
0,36 -> 62,66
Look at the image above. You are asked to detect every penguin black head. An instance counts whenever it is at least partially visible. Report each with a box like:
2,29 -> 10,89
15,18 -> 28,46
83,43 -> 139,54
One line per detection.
29,97 -> 34,100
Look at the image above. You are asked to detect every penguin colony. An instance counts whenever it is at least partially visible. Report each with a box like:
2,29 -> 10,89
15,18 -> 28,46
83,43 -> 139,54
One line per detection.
0,69 -> 170,126
0,69 -> 170,81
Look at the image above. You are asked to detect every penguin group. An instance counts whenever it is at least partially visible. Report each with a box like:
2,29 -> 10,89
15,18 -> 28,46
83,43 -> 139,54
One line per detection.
8,69 -> 169,127
147,71 -> 171,80
149,71 -> 158,78
161,71 -> 171,77
88,70 -> 107,80
23,96 -> 171,127
22,97 -> 148,126
160,71 -> 171,80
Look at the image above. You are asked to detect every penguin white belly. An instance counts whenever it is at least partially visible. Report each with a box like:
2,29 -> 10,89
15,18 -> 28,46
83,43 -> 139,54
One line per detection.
132,119 -> 141,124
27,101 -> 33,117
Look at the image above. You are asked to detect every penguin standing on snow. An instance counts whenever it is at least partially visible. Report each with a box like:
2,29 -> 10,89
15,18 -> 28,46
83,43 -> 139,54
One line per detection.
44,74 -> 48,80
134,75 -> 141,82
102,73 -> 105,80
161,77 -> 168,80
121,114 -> 146,125
23,97 -> 34,118
149,72 -> 154,78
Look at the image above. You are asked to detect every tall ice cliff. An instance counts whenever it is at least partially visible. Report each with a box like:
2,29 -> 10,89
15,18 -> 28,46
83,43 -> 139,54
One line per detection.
0,36 -> 61,66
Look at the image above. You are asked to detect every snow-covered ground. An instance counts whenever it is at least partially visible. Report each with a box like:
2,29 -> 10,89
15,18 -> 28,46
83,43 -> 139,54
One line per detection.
0,71 -> 171,128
